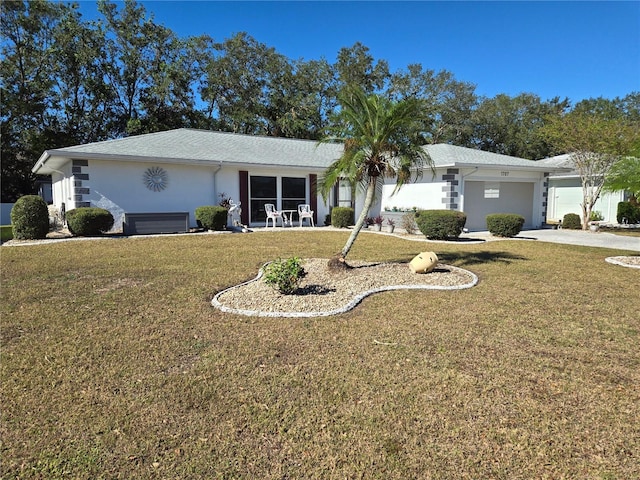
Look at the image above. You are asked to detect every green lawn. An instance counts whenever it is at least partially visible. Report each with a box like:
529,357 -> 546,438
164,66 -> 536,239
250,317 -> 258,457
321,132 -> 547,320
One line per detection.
1,231 -> 638,479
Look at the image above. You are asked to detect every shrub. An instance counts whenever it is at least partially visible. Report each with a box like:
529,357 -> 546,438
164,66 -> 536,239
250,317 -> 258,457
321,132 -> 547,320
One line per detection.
401,212 -> 418,235
263,257 -> 306,295
415,209 -> 467,240
486,213 -> 525,237
331,207 -> 354,228
617,201 -> 640,224
562,213 -> 582,230
66,207 -> 114,236
589,210 -> 604,222
195,205 -> 228,231
10,195 -> 49,240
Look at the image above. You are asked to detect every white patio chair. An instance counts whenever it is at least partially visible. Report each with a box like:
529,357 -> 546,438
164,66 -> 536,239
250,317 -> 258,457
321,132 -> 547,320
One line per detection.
265,203 -> 282,228
298,204 -> 314,227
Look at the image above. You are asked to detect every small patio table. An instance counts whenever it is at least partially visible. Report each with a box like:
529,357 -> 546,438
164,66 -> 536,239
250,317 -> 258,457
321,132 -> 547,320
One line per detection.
280,210 -> 298,227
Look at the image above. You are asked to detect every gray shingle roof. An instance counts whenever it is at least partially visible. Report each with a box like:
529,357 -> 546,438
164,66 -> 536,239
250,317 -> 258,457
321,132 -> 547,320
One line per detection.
34,128 -> 344,173
537,154 -> 578,177
424,143 -> 552,169
33,128 -> 567,174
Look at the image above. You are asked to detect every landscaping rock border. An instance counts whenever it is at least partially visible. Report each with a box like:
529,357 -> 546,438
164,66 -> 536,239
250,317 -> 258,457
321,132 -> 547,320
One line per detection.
212,258 -> 478,318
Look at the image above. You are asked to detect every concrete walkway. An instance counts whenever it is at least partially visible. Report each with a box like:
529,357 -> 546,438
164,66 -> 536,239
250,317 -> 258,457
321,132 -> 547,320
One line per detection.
461,228 -> 640,252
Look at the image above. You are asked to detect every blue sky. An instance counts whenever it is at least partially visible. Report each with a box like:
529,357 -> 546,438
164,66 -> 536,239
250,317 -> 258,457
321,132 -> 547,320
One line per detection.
77,1 -> 640,103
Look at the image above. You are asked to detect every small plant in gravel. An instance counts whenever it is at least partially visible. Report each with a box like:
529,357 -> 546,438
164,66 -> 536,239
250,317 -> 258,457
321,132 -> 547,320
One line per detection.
263,257 -> 306,294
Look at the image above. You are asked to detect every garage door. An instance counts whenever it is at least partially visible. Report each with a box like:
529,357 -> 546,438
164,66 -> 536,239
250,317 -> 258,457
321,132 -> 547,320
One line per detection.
464,181 -> 534,231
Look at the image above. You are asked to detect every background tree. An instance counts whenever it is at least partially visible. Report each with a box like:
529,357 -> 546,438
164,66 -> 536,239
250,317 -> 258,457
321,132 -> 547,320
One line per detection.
98,0 -> 199,135
388,64 -> 478,145
469,93 -> 569,159
49,5 -> 115,144
1,0 -> 71,201
319,87 -> 432,268
335,42 -> 389,94
266,58 -> 338,139
201,32 -> 285,135
603,156 -> 640,203
543,108 -> 640,229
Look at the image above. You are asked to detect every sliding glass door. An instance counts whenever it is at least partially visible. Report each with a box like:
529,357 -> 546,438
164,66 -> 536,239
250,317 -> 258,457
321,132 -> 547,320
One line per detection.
249,175 -> 307,223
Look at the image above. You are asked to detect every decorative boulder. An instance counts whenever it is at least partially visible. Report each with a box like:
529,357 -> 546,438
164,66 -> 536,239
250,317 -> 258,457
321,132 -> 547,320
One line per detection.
409,251 -> 439,273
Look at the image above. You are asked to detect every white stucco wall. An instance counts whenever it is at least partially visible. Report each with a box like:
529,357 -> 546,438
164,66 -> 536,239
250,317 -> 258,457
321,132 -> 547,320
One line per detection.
381,181 -> 446,212
379,166 -> 548,231
83,160 -> 220,231
547,178 -> 625,223
48,159 -> 332,231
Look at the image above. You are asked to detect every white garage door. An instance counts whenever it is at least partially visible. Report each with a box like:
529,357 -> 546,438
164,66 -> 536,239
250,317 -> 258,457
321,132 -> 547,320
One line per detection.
464,181 -> 534,231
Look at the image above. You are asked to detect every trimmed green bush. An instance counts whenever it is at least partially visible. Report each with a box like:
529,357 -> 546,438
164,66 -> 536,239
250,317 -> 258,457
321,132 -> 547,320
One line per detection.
415,209 -> 467,240
11,195 -> 49,240
331,207 -> 354,228
617,201 -> 640,224
486,213 -> 525,238
1,225 -> 14,242
562,213 -> 582,230
66,207 -> 114,236
263,257 -> 306,295
195,205 -> 228,231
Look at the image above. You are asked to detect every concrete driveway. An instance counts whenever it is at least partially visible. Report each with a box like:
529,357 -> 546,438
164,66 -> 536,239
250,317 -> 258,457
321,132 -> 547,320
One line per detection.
465,229 -> 640,252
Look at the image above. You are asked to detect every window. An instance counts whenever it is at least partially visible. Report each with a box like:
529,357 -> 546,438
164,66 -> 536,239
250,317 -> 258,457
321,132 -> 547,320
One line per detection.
282,177 -> 306,211
250,176 -> 277,222
336,178 -> 353,208
484,182 -> 500,199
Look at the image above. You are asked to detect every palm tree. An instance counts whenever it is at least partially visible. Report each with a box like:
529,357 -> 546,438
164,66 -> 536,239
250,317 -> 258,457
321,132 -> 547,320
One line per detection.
319,86 -> 433,268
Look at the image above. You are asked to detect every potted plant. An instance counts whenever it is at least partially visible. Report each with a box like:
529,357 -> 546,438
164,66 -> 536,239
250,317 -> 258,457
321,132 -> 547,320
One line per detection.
386,217 -> 396,233
373,215 -> 383,231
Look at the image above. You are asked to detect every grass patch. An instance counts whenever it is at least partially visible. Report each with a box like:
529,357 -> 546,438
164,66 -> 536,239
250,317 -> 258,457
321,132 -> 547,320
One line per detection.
599,226 -> 640,237
1,231 -> 639,479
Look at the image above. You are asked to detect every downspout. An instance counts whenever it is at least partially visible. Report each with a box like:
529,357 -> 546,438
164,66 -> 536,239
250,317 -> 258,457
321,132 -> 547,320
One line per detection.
212,161 -> 223,203
48,168 -> 69,226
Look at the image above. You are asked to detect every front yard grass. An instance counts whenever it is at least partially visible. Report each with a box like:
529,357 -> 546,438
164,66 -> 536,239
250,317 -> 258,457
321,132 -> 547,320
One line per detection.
1,231 -> 638,479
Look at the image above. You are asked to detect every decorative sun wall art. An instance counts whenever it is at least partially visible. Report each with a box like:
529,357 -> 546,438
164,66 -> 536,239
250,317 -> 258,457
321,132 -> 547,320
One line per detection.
143,166 -> 168,192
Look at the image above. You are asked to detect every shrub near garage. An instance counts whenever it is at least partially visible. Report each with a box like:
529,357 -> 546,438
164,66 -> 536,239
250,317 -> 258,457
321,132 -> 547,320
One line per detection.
486,213 -> 525,237
617,201 -> 640,224
331,207 -> 354,228
66,207 -> 114,236
195,205 -> 228,231
416,209 -> 467,240
10,195 -> 49,240
562,213 -> 582,230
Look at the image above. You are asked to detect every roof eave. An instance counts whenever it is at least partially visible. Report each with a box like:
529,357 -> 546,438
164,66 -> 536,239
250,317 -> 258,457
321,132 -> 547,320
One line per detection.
449,162 -> 572,173
33,150 -> 331,173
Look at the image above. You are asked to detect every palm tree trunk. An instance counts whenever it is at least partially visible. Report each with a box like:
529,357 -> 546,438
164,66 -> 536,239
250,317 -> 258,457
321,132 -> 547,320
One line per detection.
341,177 -> 378,259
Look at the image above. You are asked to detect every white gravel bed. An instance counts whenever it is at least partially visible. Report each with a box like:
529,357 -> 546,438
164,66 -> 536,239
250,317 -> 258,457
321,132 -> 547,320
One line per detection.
212,258 -> 478,318
605,256 -> 640,269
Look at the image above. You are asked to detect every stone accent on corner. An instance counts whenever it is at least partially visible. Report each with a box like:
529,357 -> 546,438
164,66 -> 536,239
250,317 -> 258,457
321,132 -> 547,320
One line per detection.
441,168 -> 459,210
72,159 -> 90,208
